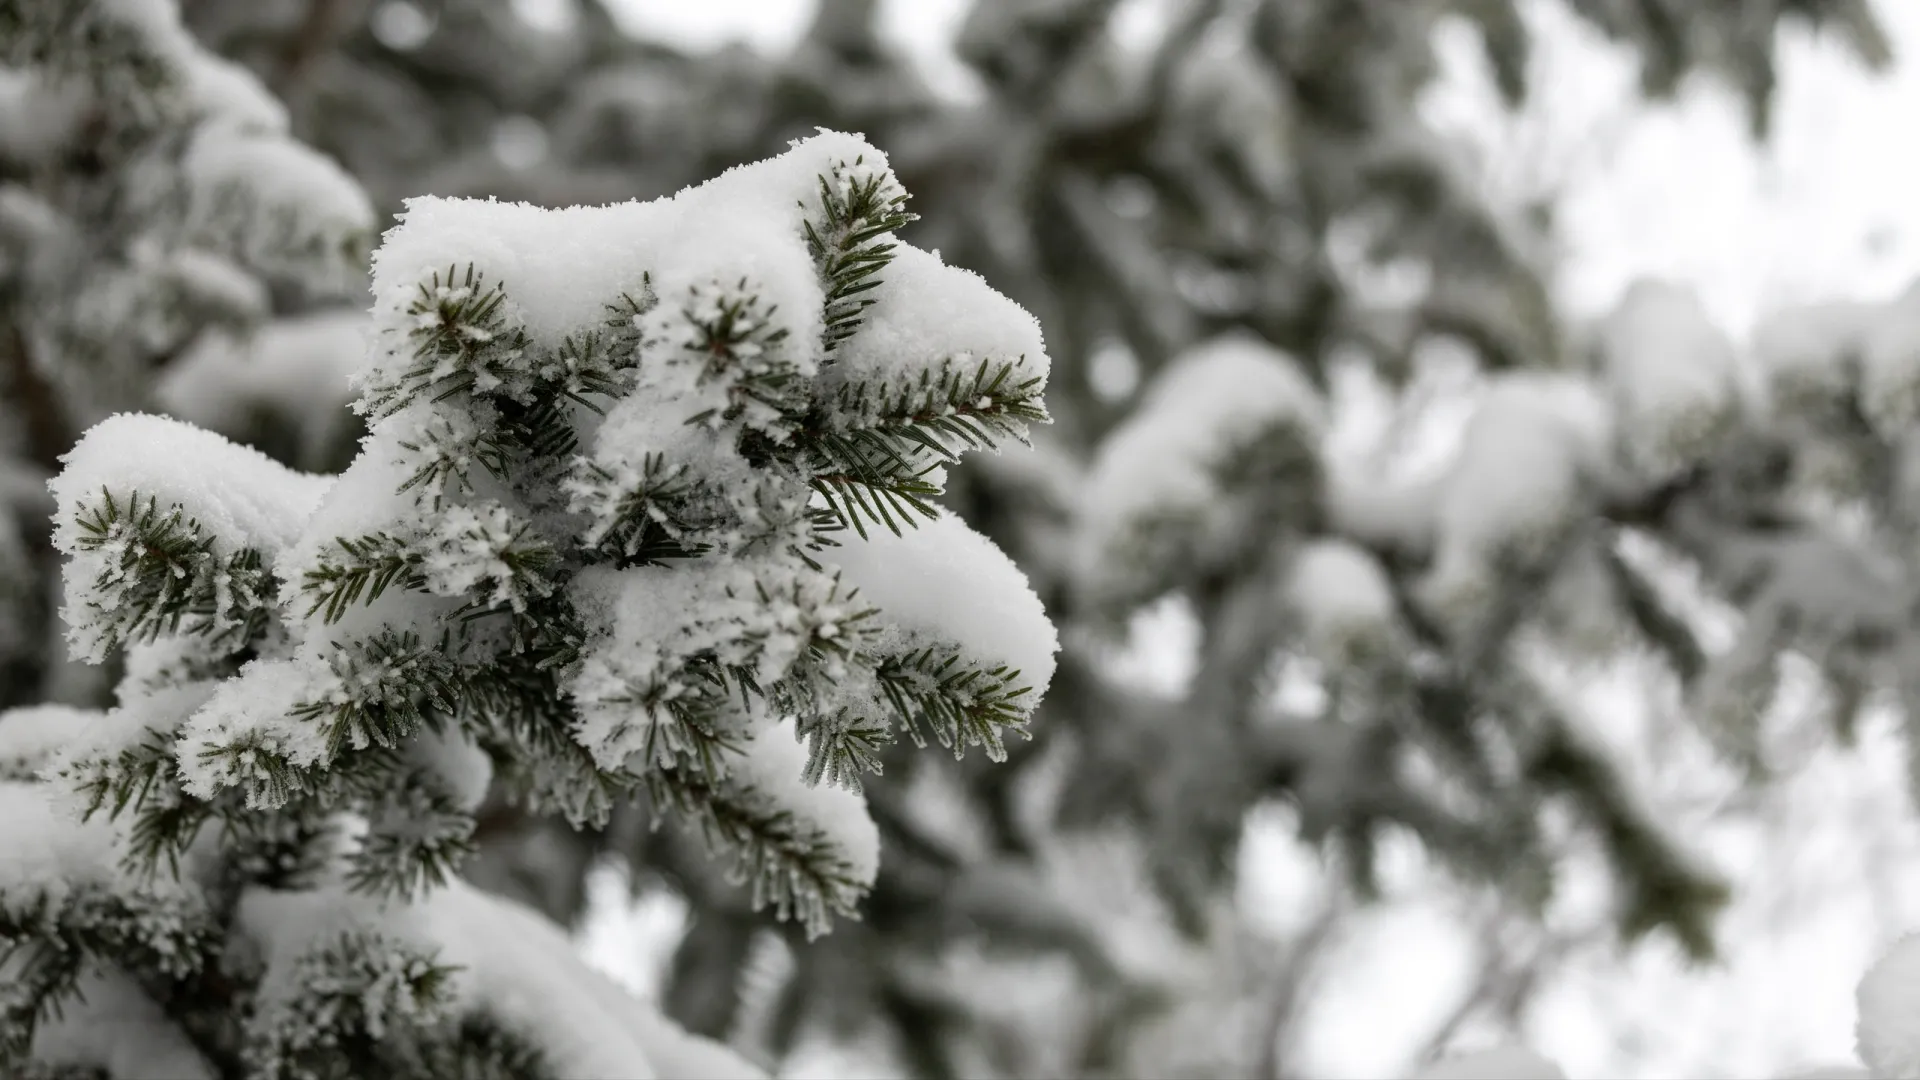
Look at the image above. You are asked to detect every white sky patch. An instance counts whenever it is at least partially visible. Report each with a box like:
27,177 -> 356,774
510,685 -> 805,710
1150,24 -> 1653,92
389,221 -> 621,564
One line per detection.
1424,0 -> 1920,337
1294,837 -> 1480,1079
877,0 -> 976,99
601,0 -> 986,100
577,859 -> 689,1000
600,0 -> 813,53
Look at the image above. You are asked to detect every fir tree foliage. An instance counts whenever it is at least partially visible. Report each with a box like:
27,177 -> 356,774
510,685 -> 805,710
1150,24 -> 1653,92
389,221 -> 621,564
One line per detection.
0,129 -> 1056,1076
0,0 -> 372,373
0,0 -> 373,714
15,1 -> 1901,1075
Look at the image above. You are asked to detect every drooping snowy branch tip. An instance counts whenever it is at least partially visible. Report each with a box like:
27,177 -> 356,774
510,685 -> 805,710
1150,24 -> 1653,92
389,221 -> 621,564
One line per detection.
0,117 -> 1057,1078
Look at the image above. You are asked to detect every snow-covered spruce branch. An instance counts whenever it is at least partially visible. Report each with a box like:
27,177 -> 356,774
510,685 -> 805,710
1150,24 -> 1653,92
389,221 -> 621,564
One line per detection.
2,0 -> 184,113
642,726 -> 870,930
806,156 -> 916,355
875,645 -> 1036,763
0,784 -> 221,1060
66,490 -> 272,659
0,131 -> 1055,1075
1070,283 -> 1920,955
800,242 -> 1052,539
0,0 -> 371,323
1077,332 -> 1325,616
0,0 -> 374,745
800,355 -> 1048,540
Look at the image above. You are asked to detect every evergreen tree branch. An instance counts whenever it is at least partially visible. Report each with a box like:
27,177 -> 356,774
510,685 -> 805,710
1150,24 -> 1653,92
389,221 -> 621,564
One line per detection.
469,663 -> 635,831
818,356 -> 1050,458
362,264 -> 528,420
241,928 -> 459,1080
645,763 -> 867,940
566,452 -> 714,564
344,770 -> 479,900
0,885 -> 217,1062
674,285 -> 805,432
802,157 -> 916,356
808,468 -> 943,541
1524,718 -> 1730,961
299,532 -> 424,624
792,356 -> 1048,539
1603,538 -> 1708,682
300,507 -> 558,625
876,645 -> 1034,763
289,630 -> 460,760
794,709 -> 889,792
70,489 -> 273,655
591,656 -> 754,778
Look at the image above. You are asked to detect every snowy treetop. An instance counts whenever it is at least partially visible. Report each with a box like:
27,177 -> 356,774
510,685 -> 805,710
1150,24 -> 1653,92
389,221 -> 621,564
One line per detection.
53,412 -> 333,556
0,127 -> 1057,1076
371,131 -> 848,358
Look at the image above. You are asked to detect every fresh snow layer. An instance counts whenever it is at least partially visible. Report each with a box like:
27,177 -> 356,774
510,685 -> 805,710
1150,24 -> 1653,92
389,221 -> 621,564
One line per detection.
1598,279 -> 1742,474
45,681 -> 218,801
273,418 -> 471,645
1083,333 -> 1322,542
733,716 -> 880,886
234,884 -> 458,1053
28,966 -> 216,1080
179,48 -> 287,133
422,883 -> 665,1079
0,704 -> 98,779
51,413 -> 335,662
406,725 -> 494,815
182,125 -> 373,247
51,412 -> 335,557
0,780 -> 196,909
823,242 -> 1049,408
1433,372 -> 1611,563
1284,539 -> 1396,655
162,247 -> 272,321
570,562 -> 774,768
1324,464 -> 1440,554
418,881 -> 767,1079
365,131 -> 894,367
1416,372 -> 1613,622
236,879 -> 769,1080
827,508 -> 1059,696
174,658 -> 335,805
0,781 -> 107,907
1077,331 -> 1323,606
